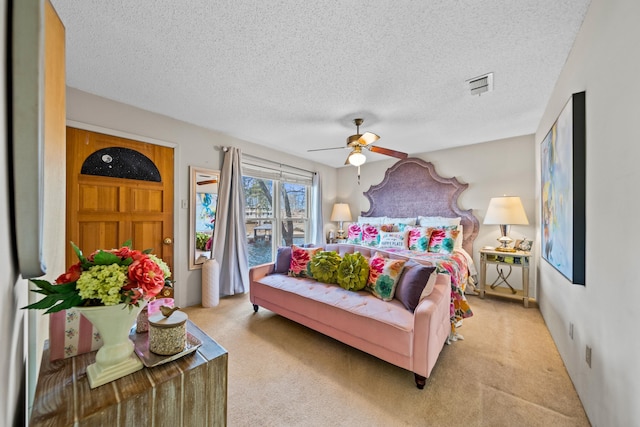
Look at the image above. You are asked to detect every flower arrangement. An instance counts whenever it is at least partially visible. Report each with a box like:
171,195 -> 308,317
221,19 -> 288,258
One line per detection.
24,240 -> 172,313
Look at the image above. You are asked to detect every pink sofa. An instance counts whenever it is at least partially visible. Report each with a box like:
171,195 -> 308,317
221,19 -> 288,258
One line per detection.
249,244 -> 451,388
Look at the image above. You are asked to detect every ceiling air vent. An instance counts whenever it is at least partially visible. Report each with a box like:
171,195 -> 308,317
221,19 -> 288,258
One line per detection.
467,72 -> 494,96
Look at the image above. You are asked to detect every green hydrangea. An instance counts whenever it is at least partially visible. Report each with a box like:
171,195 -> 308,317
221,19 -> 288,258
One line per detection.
337,252 -> 369,291
76,264 -> 129,306
309,251 -> 342,284
148,254 -> 172,279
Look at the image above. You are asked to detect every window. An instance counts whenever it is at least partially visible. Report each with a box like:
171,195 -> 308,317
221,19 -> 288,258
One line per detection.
242,160 -> 312,267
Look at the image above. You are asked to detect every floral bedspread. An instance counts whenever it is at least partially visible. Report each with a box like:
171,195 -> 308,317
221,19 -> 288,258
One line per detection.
385,248 -> 473,335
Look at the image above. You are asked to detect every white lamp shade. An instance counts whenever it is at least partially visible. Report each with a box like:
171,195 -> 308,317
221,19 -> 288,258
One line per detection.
330,203 -> 352,222
348,151 -> 366,166
484,196 -> 529,225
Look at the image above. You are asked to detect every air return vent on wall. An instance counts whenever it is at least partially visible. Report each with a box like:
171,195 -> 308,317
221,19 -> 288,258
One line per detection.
467,72 -> 494,96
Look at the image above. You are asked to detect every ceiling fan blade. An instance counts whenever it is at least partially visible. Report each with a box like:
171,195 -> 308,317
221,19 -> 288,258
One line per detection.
197,179 -> 218,185
358,132 -> 380,146
308,146 -> 348,152
368,146 -> 408,159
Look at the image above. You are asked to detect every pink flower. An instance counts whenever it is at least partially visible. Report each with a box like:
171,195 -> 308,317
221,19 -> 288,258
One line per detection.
290,248 -> 311,274
55,263 -> 82,284
408,228 -> 421,246
362,225 -> 379,243
368,256 -> 385,284
430,229 -> 445,245
127,256 -> 165,299
113,246 -> 134,259
348,224 -> 362,240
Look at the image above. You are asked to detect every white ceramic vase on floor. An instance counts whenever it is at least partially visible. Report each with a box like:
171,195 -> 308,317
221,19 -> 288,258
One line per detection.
75,302 -> 146,388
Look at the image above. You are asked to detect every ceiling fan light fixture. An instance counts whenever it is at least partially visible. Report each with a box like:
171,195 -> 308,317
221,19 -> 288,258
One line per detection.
348,150 -> 366,166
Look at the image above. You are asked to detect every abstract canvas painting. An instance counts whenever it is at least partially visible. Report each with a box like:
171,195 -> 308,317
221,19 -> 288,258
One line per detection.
541,91 -> 586,285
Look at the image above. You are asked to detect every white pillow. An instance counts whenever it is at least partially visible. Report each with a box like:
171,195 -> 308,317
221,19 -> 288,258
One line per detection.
418,216 -> 461,227
419,270 -> 439,299
454,224 -> 464,250
358,216 -> 387,225
377,231 -> 408,249
384,216 -> 417,226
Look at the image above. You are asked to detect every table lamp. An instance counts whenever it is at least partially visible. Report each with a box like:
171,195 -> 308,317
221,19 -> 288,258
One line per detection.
483,196 -> 529,252
330,203 -> 352,240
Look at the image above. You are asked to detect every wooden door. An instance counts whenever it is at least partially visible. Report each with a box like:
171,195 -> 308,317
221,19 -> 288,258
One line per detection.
66,128 -> 174,273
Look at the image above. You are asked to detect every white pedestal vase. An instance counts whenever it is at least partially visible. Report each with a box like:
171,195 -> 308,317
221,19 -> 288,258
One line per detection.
75,302 -> 146,388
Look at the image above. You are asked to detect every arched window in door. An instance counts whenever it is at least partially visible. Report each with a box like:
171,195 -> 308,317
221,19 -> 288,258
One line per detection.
80,147 -> 161,182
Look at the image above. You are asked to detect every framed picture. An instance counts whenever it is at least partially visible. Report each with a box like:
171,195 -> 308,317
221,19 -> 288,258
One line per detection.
515,239 -> 533,252
540,91 -> 586,285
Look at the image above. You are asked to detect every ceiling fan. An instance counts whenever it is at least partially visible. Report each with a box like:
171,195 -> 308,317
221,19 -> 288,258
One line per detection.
308,118 -> 408,167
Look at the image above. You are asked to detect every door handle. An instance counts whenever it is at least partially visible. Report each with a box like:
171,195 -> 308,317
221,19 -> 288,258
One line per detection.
163,237 -> 172,245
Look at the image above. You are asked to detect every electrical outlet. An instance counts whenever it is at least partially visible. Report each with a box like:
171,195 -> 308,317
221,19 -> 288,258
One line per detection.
586,345 -> 592,368
569,323 -> 574,339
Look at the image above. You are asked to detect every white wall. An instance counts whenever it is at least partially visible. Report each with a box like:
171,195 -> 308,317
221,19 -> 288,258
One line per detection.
1,1 -> 27,425
535,0 -> 640,425
337,135 -> 537,293
66,88 -> 339,307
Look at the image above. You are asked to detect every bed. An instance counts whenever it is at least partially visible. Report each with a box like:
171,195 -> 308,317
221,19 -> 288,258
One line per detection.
353,157 -> 479,336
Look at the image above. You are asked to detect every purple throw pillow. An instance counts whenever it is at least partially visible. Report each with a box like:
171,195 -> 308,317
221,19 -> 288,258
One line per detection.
274,246 -> 292,274
394,261 -> 437,312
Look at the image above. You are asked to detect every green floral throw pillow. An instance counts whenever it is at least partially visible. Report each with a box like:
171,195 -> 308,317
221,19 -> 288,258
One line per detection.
337,252 -> 370,291
309,251 -> 342,284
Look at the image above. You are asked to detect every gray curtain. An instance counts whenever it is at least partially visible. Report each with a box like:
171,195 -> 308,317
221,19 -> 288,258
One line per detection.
310,172 -> 324,246
211,147 -> 249,296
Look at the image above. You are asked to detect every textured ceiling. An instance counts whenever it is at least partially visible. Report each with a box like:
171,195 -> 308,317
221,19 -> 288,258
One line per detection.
51,0 -> 591,168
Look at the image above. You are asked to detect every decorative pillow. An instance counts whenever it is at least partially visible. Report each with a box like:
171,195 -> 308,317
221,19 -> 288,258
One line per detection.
454,224 -> 464,250
367,252 -> 407,301
308,251 -> 342,284
377,231 -> 408,249
289,245 -> 321,277
358,216 -> 386,225
346,223 -> 363,245
427,228 -> 460,254
274,246 -> 292,274
419,269 -> 439,299
406,227 -> 433,252
394,262 -> 437,312
418,216 -> 461,227
360,224 -> 382,247
379,223 -> 396,232
337,252 -> 370,291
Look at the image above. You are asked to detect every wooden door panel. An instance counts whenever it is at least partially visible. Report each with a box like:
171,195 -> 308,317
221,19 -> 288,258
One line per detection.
78,185 -> 120,212
77,221 -> 121,254
131,221 -> 164,254
67,127 -> 174,272
131,188 -> 163,213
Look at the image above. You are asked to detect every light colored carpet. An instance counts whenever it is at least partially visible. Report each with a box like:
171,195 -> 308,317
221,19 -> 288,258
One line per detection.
183,294 -> 590,427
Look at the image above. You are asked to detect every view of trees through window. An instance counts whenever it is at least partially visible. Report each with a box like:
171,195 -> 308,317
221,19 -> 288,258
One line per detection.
243,176 -> 309,267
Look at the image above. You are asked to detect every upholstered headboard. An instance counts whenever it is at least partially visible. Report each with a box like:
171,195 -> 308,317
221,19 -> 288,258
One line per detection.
361,157 -> 479,254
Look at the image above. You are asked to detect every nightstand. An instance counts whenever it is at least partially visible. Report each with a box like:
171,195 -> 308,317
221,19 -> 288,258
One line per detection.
479,248 -> 531,307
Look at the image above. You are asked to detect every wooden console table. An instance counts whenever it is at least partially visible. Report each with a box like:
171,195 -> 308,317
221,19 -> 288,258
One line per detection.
30,320 -> 227,426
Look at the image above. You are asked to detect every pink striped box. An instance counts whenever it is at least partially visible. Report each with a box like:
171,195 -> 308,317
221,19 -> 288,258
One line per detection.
48,298 -> 175,361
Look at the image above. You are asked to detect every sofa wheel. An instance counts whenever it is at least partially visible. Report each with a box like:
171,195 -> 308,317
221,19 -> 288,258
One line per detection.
414,374 -> 426,389
253,304 -> 259,313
